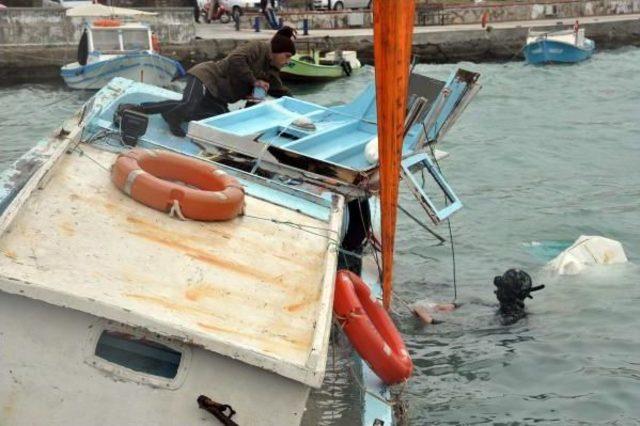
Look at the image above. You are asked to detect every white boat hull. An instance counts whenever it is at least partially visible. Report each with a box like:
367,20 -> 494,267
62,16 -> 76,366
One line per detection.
0,292 -> 310,425
61,53 -> 182,89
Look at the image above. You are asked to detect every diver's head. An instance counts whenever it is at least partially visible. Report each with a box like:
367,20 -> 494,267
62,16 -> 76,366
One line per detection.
494,269 -> 544,324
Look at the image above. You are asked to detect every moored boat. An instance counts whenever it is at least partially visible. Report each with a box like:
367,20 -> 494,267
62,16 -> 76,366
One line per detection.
60,20 -> 185,89
281,49 -> 362,82
523,25 -> 595,64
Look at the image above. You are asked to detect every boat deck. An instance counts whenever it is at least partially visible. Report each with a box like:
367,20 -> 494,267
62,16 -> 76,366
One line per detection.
0,144 -> 339,387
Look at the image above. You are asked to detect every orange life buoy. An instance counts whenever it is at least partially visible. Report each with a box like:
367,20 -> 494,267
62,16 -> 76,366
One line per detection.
481,11 -> 489,29
333,270 -> 413,385
93,19 -> 121,27
151,33 -> 160,53
111,148 -> 245,221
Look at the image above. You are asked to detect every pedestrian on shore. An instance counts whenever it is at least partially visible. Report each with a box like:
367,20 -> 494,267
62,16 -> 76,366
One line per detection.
192,0 -> 201,23
114,27 -> 297,137
261,0 -> 281,29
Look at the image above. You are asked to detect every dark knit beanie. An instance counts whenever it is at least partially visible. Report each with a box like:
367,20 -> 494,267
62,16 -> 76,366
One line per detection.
271,34 -> 296,55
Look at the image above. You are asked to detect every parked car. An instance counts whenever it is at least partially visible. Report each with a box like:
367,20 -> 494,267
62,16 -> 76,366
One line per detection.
311,0 -> 371,10
220,0 -> 280,18
43,0 -> 93,9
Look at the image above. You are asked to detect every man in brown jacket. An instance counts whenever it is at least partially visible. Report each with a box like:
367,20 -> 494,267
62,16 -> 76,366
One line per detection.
115,27 -> 296,137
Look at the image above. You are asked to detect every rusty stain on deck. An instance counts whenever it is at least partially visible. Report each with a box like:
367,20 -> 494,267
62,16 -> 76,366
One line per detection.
127,228 -> 273,283
0,249 -> 17,260
126,212 -> 318,270
285,293 -> 317,313
70,188 -> 323,274
197,322 -> 309,352
58,221 -> 75,237
123,293 -> 228,322
185,283 -> 230,302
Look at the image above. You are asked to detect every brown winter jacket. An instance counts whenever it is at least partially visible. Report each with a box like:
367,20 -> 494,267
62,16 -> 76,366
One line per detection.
188,41 -> 290,104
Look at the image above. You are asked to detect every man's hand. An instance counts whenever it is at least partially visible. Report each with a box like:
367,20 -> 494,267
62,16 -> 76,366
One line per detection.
254,80 -> 270,91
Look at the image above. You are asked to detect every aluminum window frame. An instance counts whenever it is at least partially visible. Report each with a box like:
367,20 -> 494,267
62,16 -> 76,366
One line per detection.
84,319 -> 192,390
401,152 -> 462,224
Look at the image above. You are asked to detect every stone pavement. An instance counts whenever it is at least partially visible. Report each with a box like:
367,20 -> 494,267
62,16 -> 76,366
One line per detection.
194,13 -> 640,41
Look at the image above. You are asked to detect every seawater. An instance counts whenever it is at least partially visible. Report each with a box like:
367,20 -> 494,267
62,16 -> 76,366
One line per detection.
1,47 -> 639,425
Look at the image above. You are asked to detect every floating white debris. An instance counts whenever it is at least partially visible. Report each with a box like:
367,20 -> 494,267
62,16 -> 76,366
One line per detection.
364,136 -> 378,165
410,298 -> 456,324
546,235 -> 628,275
291,116 -> 316,131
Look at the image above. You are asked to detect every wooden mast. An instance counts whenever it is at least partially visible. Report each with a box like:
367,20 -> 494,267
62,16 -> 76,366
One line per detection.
372,0 -> 415,309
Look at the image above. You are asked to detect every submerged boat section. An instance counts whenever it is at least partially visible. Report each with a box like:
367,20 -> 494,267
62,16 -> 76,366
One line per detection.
0,87 -> 346,423
0,67 -> 482,424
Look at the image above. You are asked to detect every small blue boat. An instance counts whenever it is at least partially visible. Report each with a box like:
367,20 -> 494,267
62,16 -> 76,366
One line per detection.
61,21 -> 185,89
523,28 -> 595,64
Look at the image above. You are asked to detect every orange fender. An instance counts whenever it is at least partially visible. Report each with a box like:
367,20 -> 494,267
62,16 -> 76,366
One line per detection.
94,19 -> 121,27
481,11 -> 489,28
151,33 -> 161,53
111,149 -> 245,221
334,270 -> 413,385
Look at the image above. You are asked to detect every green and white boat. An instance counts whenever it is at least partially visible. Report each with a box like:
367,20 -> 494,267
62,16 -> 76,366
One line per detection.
281,50 -> 362,82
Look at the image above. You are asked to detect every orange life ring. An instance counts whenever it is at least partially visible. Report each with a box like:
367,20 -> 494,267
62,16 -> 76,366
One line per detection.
151,33 -> 161,52
481,11 -> 489,29
93,19 -> 121,27
111,148 -> 245,221
333,270 -> 413,385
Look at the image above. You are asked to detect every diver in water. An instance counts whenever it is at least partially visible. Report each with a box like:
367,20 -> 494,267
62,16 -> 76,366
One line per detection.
493,268 -> 545,325
412,268 -> 544,326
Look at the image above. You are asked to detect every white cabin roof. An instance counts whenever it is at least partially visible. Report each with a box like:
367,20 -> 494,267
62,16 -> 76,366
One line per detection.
67,3 -> 157,17
0,143 -> 341,387
527,28 -> 585,45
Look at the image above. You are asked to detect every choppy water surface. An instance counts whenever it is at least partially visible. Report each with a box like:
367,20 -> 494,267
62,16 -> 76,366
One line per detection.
2,48 -> 639,425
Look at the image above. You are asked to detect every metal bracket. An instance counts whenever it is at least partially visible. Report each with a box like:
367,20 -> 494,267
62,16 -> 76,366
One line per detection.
198,395 -> 238,426
401,152 -> 462,225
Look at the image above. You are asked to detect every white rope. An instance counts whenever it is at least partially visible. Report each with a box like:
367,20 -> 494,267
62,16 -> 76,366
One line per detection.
169,199 -> 187,221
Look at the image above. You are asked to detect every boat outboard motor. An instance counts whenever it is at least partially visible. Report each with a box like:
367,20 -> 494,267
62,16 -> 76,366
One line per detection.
494,269 -> 544,325
119,110 -> 148,147
340,60 -> 352,76
77,29 -> 89,66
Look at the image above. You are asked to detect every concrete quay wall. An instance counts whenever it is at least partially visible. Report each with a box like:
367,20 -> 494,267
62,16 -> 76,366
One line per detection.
1,12 -> 639,83
0,7 -> 195,46
242,0 -> 640,29
172,15 -> 640,65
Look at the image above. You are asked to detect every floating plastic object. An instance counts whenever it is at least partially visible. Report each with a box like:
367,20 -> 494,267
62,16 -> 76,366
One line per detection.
410,298 -> 456,325
364,136 -> 378,165
291,116 -> 316,131
546,235 -> 628,275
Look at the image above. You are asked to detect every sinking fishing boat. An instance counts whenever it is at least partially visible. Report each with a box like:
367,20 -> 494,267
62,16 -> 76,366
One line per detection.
523,25 -> 595,64
1,3 -> 481,423
280,49 -> 362,81
60,19 -> 185,89
0,91 -> 342,425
